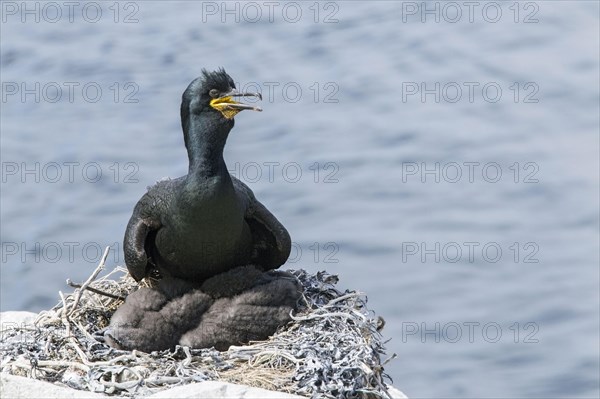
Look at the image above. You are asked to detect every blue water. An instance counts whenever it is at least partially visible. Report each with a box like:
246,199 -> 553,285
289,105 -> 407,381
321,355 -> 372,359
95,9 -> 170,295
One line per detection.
1,1 -> 598,398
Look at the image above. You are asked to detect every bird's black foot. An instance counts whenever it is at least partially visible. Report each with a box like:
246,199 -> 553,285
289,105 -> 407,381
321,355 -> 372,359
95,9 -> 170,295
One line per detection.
105,267 -> 302,352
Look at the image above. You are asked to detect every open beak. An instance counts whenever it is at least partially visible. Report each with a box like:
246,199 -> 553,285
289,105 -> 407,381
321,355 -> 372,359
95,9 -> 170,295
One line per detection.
210,89 -> 262,119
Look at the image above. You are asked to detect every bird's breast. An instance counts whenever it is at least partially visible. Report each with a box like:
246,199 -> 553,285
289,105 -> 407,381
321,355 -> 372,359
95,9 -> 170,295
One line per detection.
153,178 -> 252,280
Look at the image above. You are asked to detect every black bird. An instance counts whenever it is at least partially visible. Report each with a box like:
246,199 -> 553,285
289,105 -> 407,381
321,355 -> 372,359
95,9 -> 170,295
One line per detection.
123,69 -> 291,284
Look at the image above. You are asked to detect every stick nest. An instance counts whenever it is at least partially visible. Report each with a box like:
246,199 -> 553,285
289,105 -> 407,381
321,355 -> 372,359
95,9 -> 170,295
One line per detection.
1,251 -> 395,398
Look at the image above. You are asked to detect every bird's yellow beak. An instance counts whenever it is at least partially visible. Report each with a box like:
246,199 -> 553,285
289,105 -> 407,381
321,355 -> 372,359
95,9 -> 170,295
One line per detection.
210,90 -> 262,119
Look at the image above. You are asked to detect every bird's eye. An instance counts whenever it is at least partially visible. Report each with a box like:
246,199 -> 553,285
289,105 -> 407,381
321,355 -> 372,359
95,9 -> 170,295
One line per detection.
209,89 -> 219,98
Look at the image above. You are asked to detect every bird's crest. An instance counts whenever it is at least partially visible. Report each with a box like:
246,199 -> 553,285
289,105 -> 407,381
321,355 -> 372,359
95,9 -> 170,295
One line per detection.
201,68 -> 236,91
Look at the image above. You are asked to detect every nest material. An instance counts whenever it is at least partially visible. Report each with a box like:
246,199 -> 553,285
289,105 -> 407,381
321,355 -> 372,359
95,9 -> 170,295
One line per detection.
1,248 -> 395,398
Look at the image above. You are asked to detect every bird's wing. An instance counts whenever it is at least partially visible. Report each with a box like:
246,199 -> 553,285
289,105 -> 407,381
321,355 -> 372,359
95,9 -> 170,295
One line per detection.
123,215 -> 161,281
232,176 -> 291,270
123,185 -> 168,281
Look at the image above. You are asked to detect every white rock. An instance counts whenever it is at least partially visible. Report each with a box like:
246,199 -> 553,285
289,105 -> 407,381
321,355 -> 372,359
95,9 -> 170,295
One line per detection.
1,311 -> 37,329
148,381 -> 304,398
149,381 -> 408,399
387,385 -> 409,398
0,374 -> 109,399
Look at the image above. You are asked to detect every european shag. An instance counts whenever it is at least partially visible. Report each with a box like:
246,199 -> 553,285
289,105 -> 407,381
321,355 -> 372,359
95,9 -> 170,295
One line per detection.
106,69 -> 300,352
123,68 -> 291,283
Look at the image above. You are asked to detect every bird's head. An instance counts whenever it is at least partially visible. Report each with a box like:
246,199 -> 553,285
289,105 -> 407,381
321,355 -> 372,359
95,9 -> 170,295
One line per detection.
181,68 -> 262,123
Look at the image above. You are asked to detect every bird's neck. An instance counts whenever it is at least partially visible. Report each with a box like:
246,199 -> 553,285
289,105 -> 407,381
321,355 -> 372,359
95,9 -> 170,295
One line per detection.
184,114 -> 232,178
